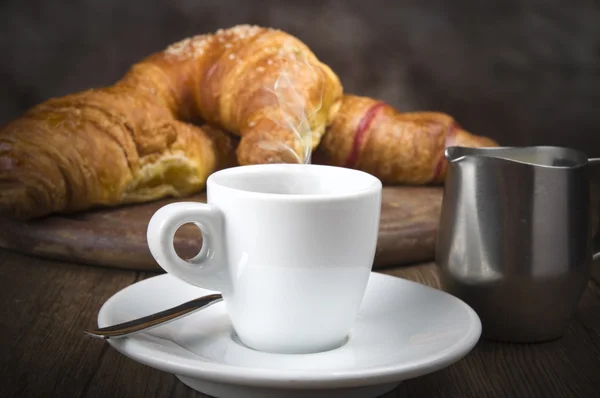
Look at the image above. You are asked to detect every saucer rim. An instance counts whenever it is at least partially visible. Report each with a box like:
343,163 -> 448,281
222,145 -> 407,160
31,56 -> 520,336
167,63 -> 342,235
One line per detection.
98,272 -> 482,389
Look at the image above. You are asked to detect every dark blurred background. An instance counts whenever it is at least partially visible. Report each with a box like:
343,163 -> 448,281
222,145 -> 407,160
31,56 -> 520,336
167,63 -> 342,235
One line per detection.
1,0 -> 600,155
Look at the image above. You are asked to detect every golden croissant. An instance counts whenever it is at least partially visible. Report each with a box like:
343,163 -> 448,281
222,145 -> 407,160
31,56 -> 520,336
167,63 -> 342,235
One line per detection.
0,24 -> 497,221
314,95 -> 498,184
0,25 -> 343,220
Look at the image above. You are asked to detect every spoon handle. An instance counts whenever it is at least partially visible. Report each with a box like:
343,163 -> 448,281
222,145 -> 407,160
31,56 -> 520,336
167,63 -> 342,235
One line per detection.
84,293 -> 223,339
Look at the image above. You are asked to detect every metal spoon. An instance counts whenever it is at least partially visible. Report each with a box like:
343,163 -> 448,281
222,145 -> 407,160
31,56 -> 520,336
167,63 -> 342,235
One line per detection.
84,293 -> 223,339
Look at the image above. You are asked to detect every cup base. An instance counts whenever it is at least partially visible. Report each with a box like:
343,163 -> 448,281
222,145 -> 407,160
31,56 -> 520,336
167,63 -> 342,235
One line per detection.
231,330 -> 350,355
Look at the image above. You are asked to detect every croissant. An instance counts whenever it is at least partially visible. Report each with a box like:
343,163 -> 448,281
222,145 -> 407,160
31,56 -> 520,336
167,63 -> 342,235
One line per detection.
313,95 -> 498,184
0,25 -> 342,220
0,98 -> 238,220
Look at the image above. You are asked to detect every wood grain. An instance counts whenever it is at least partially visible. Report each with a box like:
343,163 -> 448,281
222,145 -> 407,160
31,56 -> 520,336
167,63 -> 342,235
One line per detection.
0,250 -> 137,398
0,186 -> 443,271
382,264 -> 600,398
1,249 -> 599,398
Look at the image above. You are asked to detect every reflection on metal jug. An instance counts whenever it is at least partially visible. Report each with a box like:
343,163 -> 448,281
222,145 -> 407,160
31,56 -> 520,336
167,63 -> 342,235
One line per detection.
435,146 -> 600,342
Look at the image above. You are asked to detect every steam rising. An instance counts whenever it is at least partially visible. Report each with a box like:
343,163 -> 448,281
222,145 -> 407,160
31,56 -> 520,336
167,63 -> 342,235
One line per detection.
261,40 -> 325,164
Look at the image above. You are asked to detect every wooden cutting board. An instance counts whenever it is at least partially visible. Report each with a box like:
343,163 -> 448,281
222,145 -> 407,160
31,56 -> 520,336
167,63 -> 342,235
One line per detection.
0,186 -> 443,271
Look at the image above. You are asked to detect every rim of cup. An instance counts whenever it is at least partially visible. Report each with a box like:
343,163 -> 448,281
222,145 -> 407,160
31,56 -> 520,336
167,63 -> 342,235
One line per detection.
207,163 -> 382,202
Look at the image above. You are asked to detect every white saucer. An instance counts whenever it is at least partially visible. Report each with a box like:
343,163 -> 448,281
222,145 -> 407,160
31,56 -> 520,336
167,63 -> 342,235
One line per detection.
97,272 -> 481,398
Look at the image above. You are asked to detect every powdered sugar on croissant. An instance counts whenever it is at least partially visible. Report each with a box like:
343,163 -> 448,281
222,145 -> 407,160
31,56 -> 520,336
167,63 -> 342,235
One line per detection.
0,25 -> 343,219
127,25 -> 343,164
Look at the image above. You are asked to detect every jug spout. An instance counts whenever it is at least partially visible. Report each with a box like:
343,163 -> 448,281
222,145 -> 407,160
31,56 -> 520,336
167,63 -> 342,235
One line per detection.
445,145 -> 588,169
445,146 -> 483,164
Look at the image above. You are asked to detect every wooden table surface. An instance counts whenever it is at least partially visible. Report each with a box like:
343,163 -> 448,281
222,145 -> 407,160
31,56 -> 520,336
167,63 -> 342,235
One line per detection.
1,247 -> 599,398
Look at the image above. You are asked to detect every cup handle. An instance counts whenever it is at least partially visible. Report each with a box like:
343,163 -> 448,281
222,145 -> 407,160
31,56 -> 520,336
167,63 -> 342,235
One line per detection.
146,202 -> 230,293
589,158 -> 600,260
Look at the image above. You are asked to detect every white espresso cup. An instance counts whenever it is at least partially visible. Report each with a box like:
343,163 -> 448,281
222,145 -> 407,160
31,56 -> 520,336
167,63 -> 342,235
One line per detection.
147,163 -> 382,354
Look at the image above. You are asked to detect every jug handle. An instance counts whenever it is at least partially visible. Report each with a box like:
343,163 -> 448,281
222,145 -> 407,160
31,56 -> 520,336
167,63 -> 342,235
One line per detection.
589,158 -> 600,261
